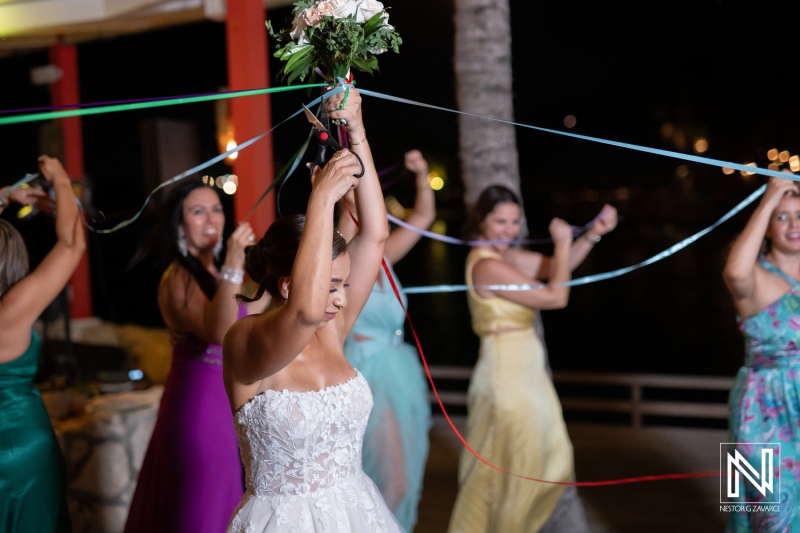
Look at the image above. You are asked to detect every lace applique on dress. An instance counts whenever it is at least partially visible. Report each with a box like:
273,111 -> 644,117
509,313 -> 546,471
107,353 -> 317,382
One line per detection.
227,373 -> 403,533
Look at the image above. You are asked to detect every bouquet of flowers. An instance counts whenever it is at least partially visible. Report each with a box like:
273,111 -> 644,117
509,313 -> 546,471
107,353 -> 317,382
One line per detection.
267,0 -> 402,84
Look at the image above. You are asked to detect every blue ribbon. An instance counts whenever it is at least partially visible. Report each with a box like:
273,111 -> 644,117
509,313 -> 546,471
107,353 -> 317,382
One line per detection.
402,184 -> 766,294
88,87 -> 351,233
358,90 -> 796,182
387,212 -> 603,246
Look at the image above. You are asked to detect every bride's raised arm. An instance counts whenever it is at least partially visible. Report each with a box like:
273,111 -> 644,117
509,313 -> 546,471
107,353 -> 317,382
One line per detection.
224,151 -> 362,393
326,87 -> 389,336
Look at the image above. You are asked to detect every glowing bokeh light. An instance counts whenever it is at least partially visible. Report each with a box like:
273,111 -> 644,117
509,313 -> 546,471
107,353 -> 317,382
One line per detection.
430,220 -> 447,235
693,138 -> 708,153
226,140 -> 238,160
223,181 -> 237,195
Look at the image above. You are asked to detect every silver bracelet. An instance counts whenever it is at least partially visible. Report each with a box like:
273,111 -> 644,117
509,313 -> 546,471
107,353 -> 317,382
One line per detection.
583,233 -> 601,243
220,266 -> 244,284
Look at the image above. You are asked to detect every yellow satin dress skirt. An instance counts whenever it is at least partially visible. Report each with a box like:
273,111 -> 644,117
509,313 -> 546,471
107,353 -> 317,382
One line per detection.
448,328 -> 573,533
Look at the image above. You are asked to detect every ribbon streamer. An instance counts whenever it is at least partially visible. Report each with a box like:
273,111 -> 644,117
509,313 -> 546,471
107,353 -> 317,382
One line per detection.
0,86 -> 317,115
80,86 -> 350,233
384,258 -> 721,486
0,84 -> 327,126
345,196 -> 722,486
402,184 -> 766,294
358,89 -> 796,182
388,212 -> 601,246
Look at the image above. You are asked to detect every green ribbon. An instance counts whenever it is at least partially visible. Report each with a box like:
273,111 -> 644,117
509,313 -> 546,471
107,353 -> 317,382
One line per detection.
0,84 -> 327,126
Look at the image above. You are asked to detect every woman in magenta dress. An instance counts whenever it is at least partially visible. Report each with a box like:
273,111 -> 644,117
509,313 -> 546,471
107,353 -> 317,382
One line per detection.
124,179 -> 262,533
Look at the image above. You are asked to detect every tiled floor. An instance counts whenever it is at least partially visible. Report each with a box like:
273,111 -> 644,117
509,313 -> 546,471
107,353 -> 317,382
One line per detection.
415,416 -> 728,533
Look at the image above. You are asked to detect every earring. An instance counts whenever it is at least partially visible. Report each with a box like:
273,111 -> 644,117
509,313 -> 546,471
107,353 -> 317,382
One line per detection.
213,236 -> 223,260
283,292 -> 289,299
177,228 -> 188,257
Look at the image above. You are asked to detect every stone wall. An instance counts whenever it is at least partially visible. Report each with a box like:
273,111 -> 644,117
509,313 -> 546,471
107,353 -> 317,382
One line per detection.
54,387 -> 163,533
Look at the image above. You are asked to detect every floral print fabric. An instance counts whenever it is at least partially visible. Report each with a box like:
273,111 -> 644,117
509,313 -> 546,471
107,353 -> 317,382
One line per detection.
727,258 -> 800,533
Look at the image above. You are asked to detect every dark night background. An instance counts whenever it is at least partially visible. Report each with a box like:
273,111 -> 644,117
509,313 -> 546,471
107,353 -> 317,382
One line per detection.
2,1 -> 799,381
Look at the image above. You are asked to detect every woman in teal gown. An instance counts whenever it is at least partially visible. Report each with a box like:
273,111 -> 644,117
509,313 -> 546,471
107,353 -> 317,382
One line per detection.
0,156 -> 86,532
724,176 -> 800,532
339,150 -> 434,531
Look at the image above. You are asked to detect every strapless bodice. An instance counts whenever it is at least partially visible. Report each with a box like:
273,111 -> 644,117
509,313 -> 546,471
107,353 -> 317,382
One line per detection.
233,373 -> 372,500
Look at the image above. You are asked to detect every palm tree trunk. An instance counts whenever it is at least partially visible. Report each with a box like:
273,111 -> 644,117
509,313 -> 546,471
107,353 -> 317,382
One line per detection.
454,0 -> 522,208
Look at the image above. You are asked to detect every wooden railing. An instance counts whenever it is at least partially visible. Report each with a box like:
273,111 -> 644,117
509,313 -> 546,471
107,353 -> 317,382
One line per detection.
426,366 -> 735,428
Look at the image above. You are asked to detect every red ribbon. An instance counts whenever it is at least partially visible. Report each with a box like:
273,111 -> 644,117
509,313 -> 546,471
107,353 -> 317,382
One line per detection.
341,145 -> 722,488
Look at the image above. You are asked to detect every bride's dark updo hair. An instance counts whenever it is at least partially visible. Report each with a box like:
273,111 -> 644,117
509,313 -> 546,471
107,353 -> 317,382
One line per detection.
240,214 -> 348,302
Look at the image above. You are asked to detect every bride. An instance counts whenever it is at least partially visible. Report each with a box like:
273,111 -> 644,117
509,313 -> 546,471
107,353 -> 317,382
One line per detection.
222,87 -> 402,532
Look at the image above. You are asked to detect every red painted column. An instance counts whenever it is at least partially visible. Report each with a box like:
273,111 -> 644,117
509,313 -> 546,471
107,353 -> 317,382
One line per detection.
49,44 -> 92,319
225,0 -> 275,237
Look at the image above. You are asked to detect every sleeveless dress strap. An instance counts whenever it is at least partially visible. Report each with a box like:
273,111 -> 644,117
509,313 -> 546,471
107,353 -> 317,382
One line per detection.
758,257 -> 800,289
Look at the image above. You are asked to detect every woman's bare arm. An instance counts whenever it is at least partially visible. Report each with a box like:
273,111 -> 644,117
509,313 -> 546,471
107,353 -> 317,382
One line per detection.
0,157 -> 85,363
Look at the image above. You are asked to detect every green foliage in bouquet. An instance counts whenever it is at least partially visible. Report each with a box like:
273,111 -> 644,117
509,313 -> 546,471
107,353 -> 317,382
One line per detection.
267,0 -> 402,84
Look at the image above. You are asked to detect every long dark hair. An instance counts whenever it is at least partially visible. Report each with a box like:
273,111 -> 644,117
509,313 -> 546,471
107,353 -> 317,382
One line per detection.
240,214 -> 347,303
463,184 -> 521,239
130,178 -> 220,301
0,219 -> 29,298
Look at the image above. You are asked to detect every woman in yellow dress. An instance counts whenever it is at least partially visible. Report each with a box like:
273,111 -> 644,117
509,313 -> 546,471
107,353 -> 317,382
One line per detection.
448,185 -> 616,533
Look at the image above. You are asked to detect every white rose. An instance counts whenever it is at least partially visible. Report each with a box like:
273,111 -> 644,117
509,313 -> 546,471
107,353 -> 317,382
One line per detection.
328,0 -> 360,20
317,1 -> 334,17
359,0 -> 385,23
302,6 -> 321,27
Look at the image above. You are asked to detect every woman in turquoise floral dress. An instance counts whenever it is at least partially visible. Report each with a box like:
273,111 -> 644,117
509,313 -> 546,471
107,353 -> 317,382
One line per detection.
724,176 -> 800,532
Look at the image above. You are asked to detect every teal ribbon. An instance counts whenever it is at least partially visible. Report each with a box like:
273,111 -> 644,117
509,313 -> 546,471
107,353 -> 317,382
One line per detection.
0,84 -> 328,127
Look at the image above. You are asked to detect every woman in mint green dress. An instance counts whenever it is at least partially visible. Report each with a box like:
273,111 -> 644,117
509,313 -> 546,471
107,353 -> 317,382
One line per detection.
724,176 -> 800,532
0,156 -> 85,532
339,150 -> 434,531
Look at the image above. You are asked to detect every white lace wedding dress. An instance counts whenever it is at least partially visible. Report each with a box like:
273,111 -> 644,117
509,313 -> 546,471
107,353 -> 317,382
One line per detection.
227,372 -> 404,533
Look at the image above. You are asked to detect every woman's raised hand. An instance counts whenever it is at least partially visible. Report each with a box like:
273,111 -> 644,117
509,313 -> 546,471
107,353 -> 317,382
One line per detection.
224,222 -> 256,269
763,176 -> 800,208
311,149 -> 362,203
588,204 -> 618,238
549,218 -> 574,245
37,155 -> 68,184
7,186 -> 48,208
404,150 -> 428,176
